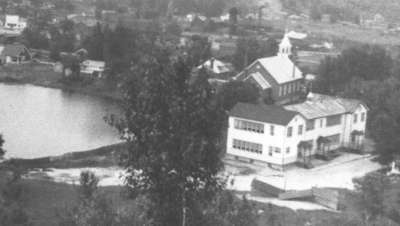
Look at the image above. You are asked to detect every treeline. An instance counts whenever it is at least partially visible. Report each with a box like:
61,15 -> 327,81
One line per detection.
282,0 -> 360,24
314,44 -> 400,163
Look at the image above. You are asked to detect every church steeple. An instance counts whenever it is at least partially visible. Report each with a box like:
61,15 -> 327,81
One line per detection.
278,32 -> 292,57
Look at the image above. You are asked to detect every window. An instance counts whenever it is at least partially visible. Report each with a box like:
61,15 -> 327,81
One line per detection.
306,119 -> 315,131
279,87 -> 282,97
361,112 -> 366,122
287,127 -> 293,137
320,119 -> 324,128
326,115 -> 341,127
326,134 -> 340,145
298,125 -> 303,135
286,147 -> 290,154
353,114 -> 358,123
270,125 -> 274,136
269,146 -> 273,156
287,83 -> 291,94
283,85 -> 287,95
234,119 -> 264,133
233,139 -> 263,154
274,147 -> 281,153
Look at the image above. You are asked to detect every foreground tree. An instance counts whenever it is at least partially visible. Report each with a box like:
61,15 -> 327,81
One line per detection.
111,49 -> 225,226
353,172 -> 390,224
0,136 -> 31,225
58,171 -> 145,226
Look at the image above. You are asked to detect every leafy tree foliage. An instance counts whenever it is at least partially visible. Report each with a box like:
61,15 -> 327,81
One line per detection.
186,35 -> 212,67
353,172 -> 391,224
315,44 -> 392,94
233,37 -> 278,70
174,0 -> 226,18
83,23 -> 105,61
112,49 -> 226,226
0,138 -> 31,226
58,171 -> 145,226
217,81 -> 260,111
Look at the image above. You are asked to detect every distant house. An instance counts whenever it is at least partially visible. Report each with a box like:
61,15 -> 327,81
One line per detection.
198,58 -> 234,78
235,33 -> 304,104
4,15 -> 27,31
226,93 -> 368,167
0,44 -> 31,64
80,60 -> 105,78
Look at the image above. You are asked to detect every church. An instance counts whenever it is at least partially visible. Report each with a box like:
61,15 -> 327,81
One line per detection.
234,33 -> 304,105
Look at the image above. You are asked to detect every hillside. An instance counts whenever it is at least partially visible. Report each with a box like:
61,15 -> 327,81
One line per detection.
281,0 -> 400,24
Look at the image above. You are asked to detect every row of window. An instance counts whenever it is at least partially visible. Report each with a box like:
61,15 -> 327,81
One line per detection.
278,82 -> 302,97
236,112 -> 363,138
305,115 -> 342,132
232,139 -> 263,154
234,119 -> 275,135
353,112 -> 366,123
234,119 -> 264,133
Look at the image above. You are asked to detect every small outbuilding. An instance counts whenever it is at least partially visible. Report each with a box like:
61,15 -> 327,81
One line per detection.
0,44 -> 31,64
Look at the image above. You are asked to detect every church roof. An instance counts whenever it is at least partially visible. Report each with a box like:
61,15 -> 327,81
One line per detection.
244,72 -> 271,90
257,56 -> 303,84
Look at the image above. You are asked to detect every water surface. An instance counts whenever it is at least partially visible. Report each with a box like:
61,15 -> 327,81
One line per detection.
0,83 -> 121,158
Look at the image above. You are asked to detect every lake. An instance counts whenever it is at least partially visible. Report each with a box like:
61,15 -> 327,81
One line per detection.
0,83 -> 121,159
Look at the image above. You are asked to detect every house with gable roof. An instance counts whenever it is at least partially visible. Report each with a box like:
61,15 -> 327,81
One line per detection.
235,33 -> 304,105
226,92 -> 368,168
0,43 -> 31,64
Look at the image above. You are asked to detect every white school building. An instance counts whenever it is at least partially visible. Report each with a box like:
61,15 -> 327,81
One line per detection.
226,93 -> 368,167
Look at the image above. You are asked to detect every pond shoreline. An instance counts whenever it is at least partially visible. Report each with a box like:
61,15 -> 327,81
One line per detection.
0,63 -> 124,103
5,143 -> 127,170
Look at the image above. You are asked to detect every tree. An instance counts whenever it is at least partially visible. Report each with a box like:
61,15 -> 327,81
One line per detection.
217,81 -> 260,111
229,7 -> 239,36
83,23 -> 104,61
0,138 -> 31,225
315,45 -> 393,94
57,171 -> 144,226
187,35 -> 211,67
233,38 -> 278,71
111,50 -> 225,226
353,172 -> 390,224
0,134 -> 5,159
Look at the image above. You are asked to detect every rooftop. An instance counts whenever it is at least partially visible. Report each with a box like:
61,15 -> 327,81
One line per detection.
198,58 -> 233,74
229,102 -> 298,125
256,55 -> 303,84
284,93 -> 367,119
